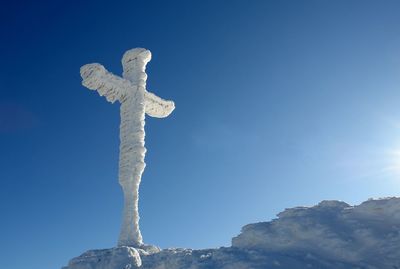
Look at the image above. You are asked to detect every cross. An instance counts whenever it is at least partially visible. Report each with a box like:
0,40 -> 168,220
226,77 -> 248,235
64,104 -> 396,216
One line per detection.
80,48 -> 175,247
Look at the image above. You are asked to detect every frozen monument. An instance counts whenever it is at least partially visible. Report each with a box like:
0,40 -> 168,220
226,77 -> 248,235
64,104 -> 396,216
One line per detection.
80,48 -> 175,247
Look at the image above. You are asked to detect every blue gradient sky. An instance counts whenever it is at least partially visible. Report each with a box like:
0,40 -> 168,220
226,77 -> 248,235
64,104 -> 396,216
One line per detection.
1,1 -> 400,268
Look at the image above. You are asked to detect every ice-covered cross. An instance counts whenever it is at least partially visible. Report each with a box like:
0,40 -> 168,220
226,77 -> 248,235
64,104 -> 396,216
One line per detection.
80,48 -> 175,247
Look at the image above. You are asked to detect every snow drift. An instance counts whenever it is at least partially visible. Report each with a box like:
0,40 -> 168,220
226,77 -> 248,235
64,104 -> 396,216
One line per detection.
63,197 -> 400,269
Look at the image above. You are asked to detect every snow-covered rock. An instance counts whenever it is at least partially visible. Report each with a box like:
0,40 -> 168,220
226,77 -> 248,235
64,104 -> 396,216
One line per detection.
232,197 -> 400,268
63,247 -> 142,269
63,197 -> 400,269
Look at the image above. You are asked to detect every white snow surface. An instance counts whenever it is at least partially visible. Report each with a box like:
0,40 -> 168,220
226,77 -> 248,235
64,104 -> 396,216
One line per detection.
63,197 -> 400,269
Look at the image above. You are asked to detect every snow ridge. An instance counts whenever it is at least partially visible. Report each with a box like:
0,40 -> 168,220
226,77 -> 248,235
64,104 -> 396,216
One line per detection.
63,197 -> 400,269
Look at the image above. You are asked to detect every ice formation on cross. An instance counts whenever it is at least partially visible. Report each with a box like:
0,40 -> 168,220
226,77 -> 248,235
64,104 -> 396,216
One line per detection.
80,48 -> 175,247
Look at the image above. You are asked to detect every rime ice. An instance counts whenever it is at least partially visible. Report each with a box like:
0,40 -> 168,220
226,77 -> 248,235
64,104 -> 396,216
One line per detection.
80,48 -> 175,247
63,197 -> 400,269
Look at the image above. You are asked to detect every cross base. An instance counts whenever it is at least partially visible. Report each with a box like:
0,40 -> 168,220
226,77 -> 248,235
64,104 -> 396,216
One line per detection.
63,245 -> 161,269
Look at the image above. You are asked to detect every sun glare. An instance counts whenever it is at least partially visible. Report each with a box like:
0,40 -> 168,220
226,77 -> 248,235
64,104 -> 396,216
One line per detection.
384,149 -> 400,175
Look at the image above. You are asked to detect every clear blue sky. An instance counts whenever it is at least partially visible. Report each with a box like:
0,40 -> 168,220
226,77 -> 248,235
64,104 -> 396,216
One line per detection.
1,1 -> 400,268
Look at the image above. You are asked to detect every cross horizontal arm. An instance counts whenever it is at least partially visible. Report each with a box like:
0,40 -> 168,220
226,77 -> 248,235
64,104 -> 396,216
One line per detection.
80,63 -> 132,103
144,91 -> 175,118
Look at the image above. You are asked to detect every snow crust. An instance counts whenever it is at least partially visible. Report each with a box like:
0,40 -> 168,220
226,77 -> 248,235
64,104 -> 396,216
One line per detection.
63,197 -> 400,269
232,197 -> 400,268
80,48 -> 175,247
64,247 -> 142,269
